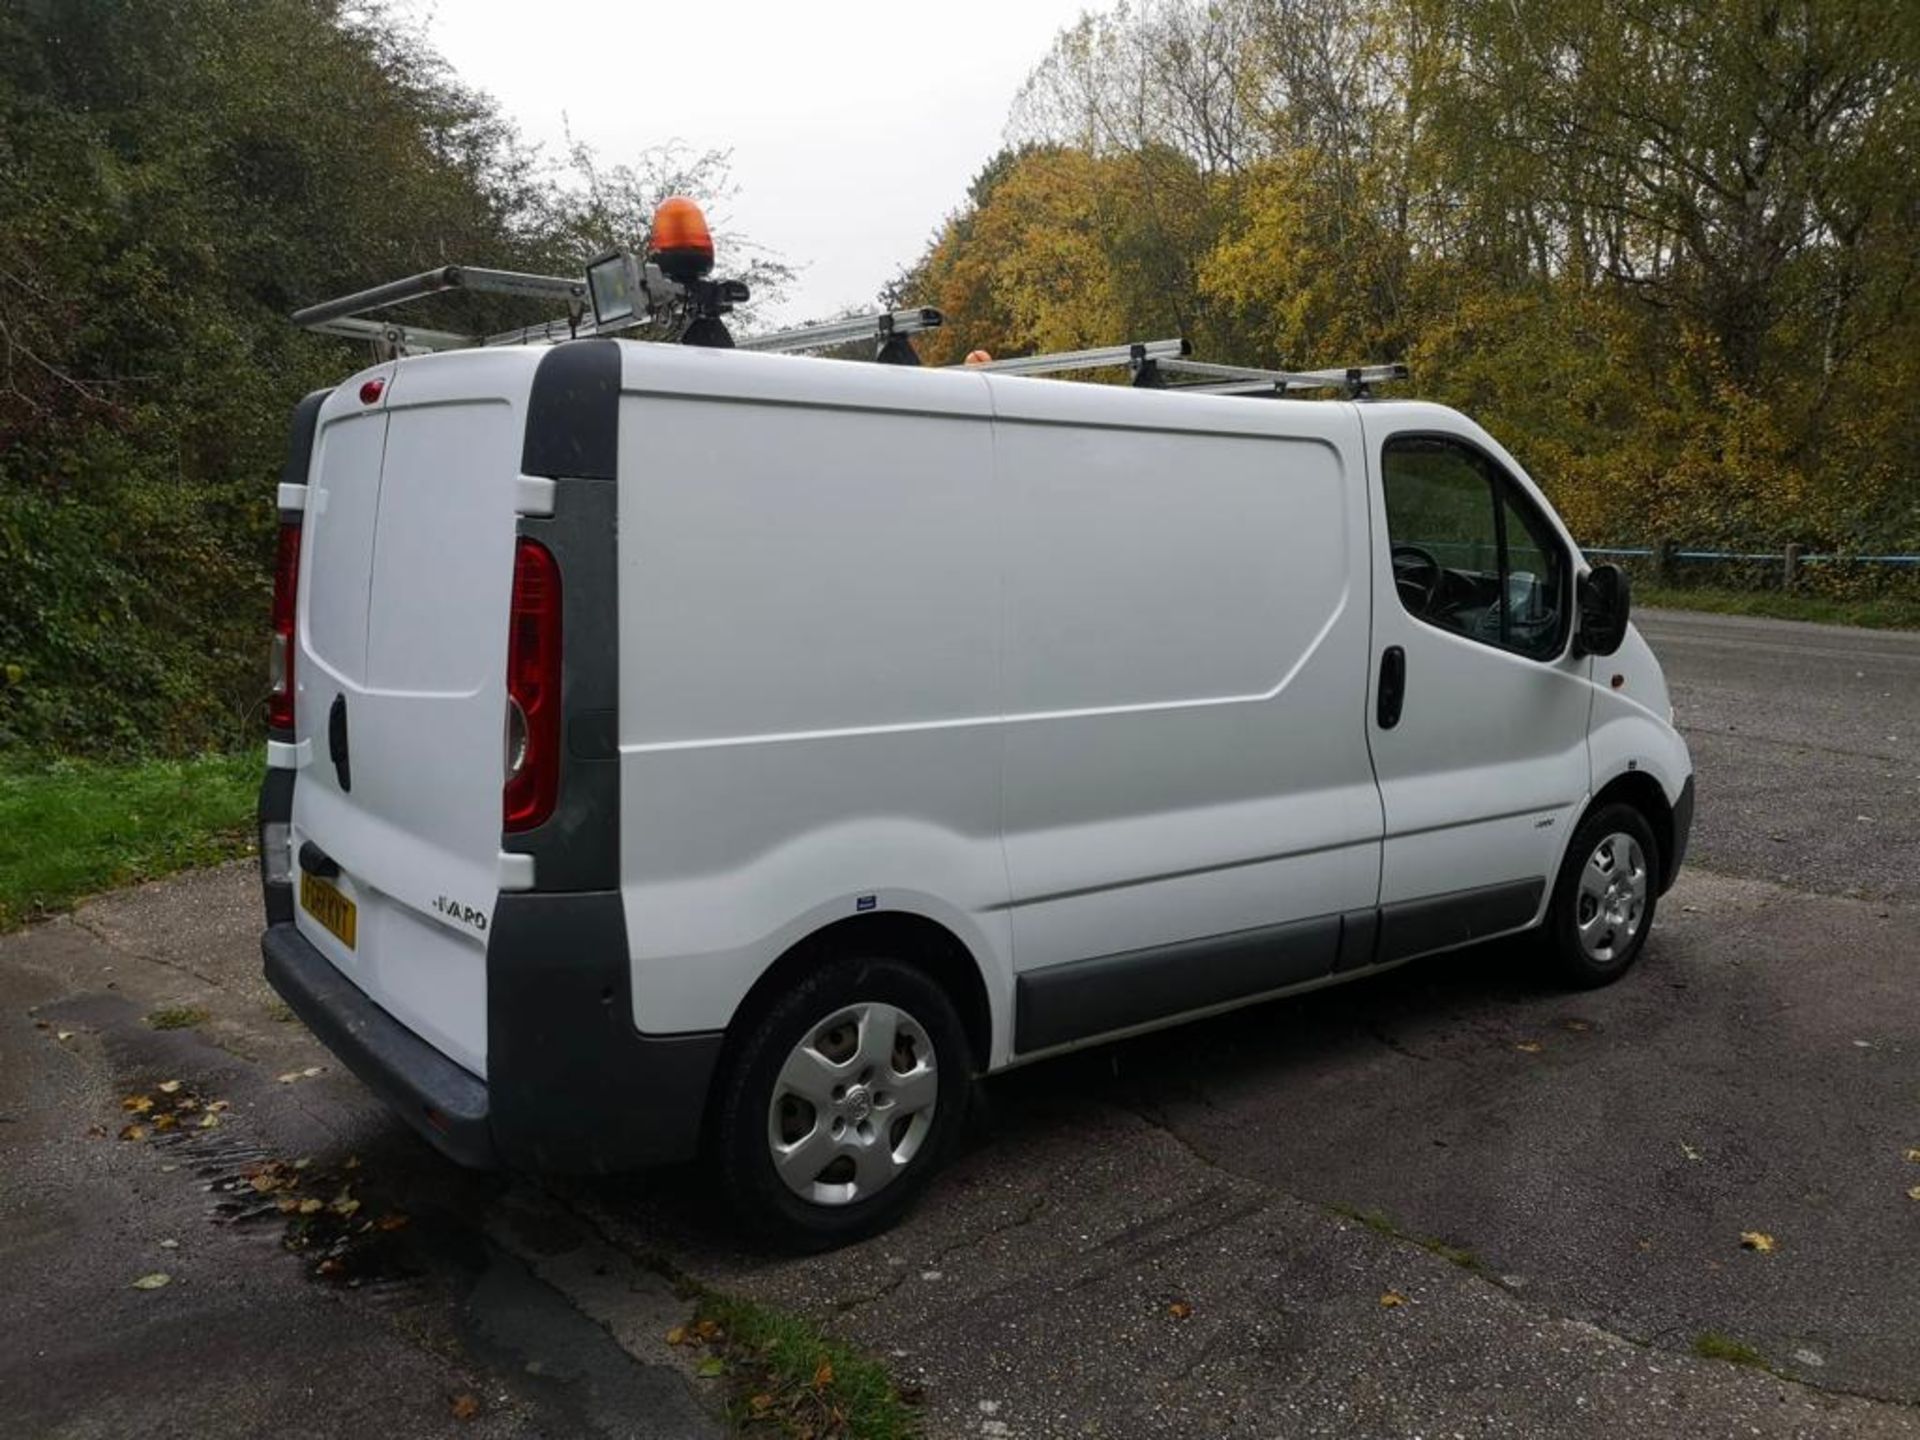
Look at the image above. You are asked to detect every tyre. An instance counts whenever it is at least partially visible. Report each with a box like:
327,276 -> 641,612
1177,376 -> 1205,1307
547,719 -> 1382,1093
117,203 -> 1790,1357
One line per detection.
1545,802 -> 1660,988
712,953 -> 972,1250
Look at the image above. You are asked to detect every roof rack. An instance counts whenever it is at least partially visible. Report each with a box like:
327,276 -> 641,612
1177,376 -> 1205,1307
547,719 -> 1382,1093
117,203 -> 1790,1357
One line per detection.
292,259 -> 946,364
290,265 -> 590,354
288,259 -> 1402,397
1156,359 -> 1410,398
736,308 -> 944,363
959,338 -> 1190,382
945,342 -> 1405,397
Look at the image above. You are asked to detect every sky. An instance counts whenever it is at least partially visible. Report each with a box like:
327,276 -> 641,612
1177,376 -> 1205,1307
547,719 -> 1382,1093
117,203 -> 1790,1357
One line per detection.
411,0 -> 1099,325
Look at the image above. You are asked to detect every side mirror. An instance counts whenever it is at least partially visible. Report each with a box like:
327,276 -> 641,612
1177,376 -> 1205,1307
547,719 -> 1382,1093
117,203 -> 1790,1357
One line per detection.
1575,563 -> 1631,657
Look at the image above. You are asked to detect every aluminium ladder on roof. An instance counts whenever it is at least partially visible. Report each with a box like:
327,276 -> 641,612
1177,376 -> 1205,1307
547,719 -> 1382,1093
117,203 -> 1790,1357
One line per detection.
290,263 -> 946,360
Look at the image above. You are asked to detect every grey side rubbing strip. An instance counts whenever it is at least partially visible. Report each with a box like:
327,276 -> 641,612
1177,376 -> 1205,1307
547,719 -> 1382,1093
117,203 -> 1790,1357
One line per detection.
1014,912 -> 1342,1054
1377,878 -> 1544,963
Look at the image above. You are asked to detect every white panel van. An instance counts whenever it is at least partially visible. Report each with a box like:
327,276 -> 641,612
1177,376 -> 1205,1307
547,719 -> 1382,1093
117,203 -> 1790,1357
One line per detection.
259,339 -> 1694,1246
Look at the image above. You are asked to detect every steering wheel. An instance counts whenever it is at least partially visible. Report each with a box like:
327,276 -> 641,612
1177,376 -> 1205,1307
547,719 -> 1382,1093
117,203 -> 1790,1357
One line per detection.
1391,543 -> 1443,613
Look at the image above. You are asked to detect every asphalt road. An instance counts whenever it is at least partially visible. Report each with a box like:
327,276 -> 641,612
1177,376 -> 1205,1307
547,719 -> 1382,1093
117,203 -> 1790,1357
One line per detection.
2,608 -> 1918,1439
1638,607 -> 1920,903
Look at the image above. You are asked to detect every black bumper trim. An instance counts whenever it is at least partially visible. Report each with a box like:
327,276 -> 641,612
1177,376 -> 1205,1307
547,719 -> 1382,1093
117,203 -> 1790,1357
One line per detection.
487,889 -> 723,1173
1665,775 -> 1695,892
263,923 -> 499,1168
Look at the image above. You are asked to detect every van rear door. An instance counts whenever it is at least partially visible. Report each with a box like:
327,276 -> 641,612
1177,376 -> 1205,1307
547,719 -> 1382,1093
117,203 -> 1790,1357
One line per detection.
289,352 -> 540,1077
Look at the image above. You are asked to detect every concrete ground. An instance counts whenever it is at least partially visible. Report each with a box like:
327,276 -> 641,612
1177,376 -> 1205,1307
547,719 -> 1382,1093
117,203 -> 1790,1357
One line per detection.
2,607 -> 1917,1439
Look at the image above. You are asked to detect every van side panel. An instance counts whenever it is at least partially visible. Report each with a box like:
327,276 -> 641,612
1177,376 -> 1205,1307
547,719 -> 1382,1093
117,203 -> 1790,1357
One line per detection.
614,353 -> 1011,1046
987,383 -> 1382,1029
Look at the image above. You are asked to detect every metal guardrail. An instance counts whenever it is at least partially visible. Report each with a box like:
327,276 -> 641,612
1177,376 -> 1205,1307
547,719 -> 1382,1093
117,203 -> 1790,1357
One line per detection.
1586,546 -> 1920,567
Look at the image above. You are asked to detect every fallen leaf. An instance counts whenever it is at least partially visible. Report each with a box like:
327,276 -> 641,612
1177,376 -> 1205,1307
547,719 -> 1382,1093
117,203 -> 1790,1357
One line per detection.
330,1197 -> 361,1218
156,1080 -> 182,1094
1379,1291 -> 1407,1307
302,1066 -> 322,1078
1906,1186 -> 1920,1202
376,1213 -> 409,1232
694,1318 -> 722,1342
196,1111 -> 220,1129
121,1095 -> 154,1114
298,1198 -> 324,1215
277,1196 -> 301,1213
119,1123 -> 148,1142
152,1113 -> 178,1132
1680,1143 -> 1702,1162
55,1030 -> 73,1041
1905,1149 -> 1920,1164
812,1358 -> 835,1390
1514,1041 -> 1544,1054
695,1357 -> 725,1379
1168,1300 -> 1193,1319
131,1272 -> 171,1290
205,1100 -> 230,1113
250,1173 -> 284,1194
343,1155 -> 360,1170
449,1394 -> 480,1421
159,1239 -> 179,1250
749,1393 -> 775,1414
276,1072 -> 302,1084
665,1325 -> 688,1346
1562,1019 -> 1591,1032
1739,1231 -> 1776,1253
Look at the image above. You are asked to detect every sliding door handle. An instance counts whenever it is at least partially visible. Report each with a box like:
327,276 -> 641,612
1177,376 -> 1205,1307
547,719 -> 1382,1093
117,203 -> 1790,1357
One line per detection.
1377,646 -> 1406,729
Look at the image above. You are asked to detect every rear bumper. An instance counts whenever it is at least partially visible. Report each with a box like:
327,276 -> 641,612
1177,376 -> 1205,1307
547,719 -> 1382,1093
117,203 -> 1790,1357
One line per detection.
1664,774 -> 1696,892
263,922 -> 498,1167
262,907 -> 725,1174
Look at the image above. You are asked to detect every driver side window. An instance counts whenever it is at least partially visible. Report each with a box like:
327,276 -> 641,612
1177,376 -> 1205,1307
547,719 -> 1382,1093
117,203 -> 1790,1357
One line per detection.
1382,436 -> 1568,661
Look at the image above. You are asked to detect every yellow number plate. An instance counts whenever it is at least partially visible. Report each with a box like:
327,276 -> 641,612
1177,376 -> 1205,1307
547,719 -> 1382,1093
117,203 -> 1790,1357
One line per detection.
301,872 -> 357,950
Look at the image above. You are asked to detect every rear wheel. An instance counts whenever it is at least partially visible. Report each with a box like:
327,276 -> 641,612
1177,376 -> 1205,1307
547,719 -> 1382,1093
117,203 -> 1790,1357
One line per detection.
1545,803 -> 1659,988
713,954 -> 971,1250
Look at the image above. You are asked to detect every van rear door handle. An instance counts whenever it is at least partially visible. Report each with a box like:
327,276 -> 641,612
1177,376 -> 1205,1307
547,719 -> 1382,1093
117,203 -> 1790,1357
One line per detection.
328,693 -> 351,793
1377,646 -> 1406,729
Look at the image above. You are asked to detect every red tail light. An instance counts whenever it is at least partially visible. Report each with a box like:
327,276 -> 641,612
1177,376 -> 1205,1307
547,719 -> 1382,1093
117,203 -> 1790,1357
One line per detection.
267,520 -> 301,732
503,538 -> 562,832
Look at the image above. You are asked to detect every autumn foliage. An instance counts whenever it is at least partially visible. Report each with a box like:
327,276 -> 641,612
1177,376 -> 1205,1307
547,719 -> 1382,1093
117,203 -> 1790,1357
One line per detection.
895,0 -> 1920,584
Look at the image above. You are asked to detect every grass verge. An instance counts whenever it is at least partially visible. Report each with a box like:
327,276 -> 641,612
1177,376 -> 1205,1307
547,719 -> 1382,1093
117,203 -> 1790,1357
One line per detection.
1636,584 -> 1920,631
684,1289 -> 922,1439
0,751 -> 261,932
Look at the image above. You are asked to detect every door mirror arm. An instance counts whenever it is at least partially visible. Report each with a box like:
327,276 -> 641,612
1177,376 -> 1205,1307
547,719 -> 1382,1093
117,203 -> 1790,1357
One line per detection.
1574,563 -> 1631,658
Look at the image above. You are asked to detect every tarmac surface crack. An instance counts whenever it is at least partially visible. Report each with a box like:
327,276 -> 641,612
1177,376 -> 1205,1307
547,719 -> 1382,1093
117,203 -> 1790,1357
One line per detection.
832,1191 -> 1052,1316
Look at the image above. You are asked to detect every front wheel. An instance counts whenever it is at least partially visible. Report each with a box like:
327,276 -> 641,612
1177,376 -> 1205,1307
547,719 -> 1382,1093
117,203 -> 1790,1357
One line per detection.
712,954 -> 972,1250
1545,803 -> 1660,988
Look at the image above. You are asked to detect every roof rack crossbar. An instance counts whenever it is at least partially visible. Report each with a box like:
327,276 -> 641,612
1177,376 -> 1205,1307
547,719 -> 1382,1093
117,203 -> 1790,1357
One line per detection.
300,316 -> 479,350
959,338 -> 1191,377
737,308 -> 944,355
1160,359 -> 1410,396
